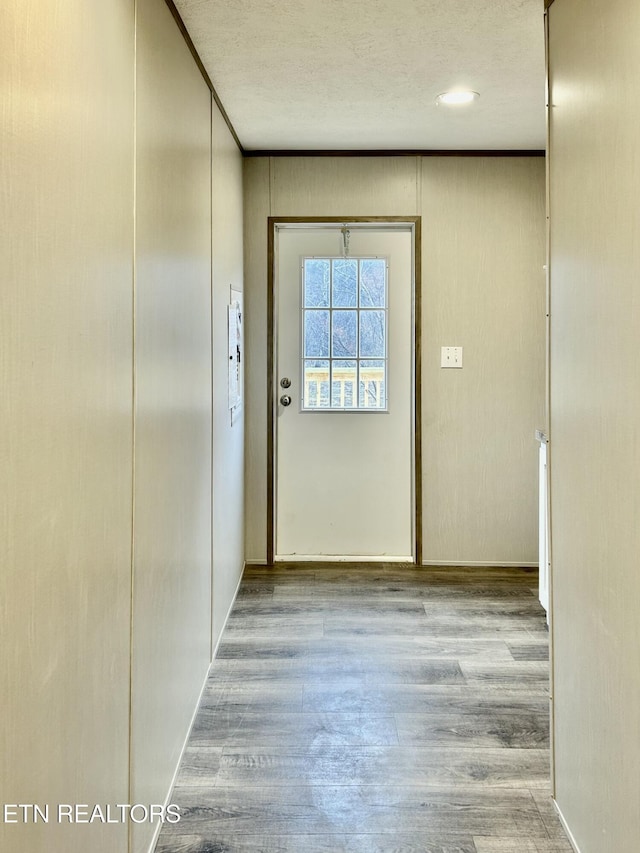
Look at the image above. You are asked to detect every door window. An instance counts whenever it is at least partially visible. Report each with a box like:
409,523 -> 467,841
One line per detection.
302,257 -> 388,410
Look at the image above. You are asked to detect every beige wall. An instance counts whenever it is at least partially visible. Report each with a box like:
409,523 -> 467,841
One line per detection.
0,1 -> 134,851
211,105 -> 245,648
548,0 -> 640,849
1,2 -> 244,852
421,158 -> 546,563
130,2 -> 213,852
244,156 -> 546,565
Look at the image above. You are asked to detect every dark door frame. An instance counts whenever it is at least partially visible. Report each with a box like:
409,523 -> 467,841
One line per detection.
267,215 -> 422,566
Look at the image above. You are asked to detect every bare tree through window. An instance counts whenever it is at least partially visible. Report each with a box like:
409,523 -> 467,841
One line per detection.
302,257 -> 387,410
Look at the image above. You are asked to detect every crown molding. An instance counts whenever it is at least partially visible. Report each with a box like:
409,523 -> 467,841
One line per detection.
163,0 -> 244,152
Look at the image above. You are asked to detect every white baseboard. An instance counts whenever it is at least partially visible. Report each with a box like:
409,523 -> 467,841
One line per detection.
553,799 -> 582,853
420,560 -> 538,568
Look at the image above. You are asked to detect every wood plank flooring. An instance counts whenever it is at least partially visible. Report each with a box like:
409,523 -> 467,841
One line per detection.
155,565 -> 571,853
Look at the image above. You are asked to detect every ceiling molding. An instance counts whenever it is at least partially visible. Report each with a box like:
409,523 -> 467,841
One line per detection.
163,0 -> 244,152
245,149 -> 545,159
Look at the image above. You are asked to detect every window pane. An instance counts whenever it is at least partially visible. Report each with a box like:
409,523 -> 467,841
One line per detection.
304,310 -> 329,357
359,259 -> 386,307
332,310 -> 357,357
332,259 -> 357,307
332,359 -> 357,408
304,360 -> 330,408
359,359 -> 386,409
359,310 -> 385,357
304,259 -> 330,308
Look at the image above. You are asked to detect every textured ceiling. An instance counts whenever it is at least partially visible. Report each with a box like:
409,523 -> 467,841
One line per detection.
174,0 -> 546,151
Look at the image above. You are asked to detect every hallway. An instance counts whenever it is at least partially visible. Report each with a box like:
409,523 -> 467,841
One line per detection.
156,566 -> 571,852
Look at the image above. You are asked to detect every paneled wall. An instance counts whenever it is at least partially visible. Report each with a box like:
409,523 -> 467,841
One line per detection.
211,105 -> 245,649
1,2 -> 244,852
131,1 -> 213,851
0,0 -> 134,850
421,158 -> 546,563
244,156 -> 545,565
548,0 -> 640,849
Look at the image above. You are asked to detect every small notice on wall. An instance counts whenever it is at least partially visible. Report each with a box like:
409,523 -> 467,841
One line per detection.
228,288 -> 243,423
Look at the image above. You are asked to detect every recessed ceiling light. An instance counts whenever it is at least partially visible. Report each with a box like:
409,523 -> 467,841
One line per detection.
436,91 -> 479,106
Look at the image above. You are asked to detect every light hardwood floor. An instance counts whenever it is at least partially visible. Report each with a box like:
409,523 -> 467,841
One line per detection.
155,565 -> 572,853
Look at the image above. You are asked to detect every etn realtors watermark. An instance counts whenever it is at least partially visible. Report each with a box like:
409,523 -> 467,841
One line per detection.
3,803 -> 181,824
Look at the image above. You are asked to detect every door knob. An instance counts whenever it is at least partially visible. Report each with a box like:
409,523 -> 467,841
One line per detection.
280,377 -> 292,389
280,394 -> 292,407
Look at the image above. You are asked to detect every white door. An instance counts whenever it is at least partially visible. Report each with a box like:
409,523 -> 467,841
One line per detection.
275,224 -> 415,561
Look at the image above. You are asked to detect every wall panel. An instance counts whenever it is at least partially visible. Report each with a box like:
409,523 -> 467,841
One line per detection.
0,1 -> 134,850
243,158 -> 273,562
421,157 -> 545,563
131,1 -> 212,851
272,156 -> 420,216
548,0 -> 640,849
211,103 -> 245,648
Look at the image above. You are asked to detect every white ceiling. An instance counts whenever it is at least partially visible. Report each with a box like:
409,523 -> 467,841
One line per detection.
174,0 -> 546,152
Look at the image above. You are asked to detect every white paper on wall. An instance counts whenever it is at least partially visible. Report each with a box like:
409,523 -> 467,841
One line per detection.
228,288 -> 243,420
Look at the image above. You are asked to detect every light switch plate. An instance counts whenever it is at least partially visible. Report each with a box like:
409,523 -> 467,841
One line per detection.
441,346 -> 463,368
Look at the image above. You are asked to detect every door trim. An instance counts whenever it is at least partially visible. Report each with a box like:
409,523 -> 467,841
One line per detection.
267,216 -> 422,566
